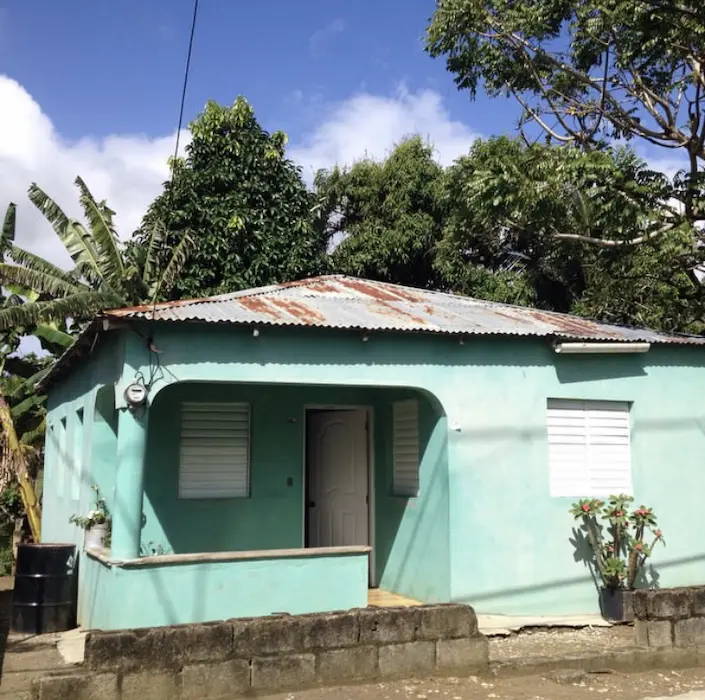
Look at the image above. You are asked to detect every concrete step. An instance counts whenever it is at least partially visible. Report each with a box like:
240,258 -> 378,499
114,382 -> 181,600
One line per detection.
1,668 -> 45,695
3,649 -> 68,674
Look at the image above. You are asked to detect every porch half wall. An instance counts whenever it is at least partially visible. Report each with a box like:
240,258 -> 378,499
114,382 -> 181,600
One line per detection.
78,547 -> 370,630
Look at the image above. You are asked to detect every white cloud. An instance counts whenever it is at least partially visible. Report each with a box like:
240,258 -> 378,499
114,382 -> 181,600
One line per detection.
290,86 -> 479,183
0,75 -> 186,267
309,18 -> 346,53
0,76 -> 478,272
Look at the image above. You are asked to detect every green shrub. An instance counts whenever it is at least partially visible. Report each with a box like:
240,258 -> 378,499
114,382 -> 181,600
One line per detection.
0,547 -> 13,576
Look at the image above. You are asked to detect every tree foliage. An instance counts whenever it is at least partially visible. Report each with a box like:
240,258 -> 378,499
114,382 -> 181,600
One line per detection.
316,137 -> 446,288
0,182 -> 194,330
426,0 -> 705,243
436,136 -> 705,331
134,98 -> 328,300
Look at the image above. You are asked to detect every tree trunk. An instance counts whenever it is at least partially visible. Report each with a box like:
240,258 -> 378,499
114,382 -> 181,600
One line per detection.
0,391 -> 41,542
11,518 -> 22,576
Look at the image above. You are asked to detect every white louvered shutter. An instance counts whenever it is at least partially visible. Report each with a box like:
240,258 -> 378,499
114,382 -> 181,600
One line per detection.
393,399 -> 420,497
179,402 -> 251,499
547,399 -> 632,497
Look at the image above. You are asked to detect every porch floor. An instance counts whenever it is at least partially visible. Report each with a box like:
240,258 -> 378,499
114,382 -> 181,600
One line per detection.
367,589 -> 423,607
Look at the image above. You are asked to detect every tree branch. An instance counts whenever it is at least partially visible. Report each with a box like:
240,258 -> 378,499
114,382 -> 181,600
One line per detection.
551,221 -> 678,247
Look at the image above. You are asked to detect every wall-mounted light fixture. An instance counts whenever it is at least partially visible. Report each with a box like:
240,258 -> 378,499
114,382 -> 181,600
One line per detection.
553,341 -> 651,355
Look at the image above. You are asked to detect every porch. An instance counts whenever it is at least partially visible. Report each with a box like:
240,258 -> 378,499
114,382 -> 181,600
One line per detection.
80,381 -> 450,630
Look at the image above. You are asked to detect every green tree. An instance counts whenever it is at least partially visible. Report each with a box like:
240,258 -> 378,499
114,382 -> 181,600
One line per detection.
316,137 -> 446,288
0,286 -> 73,543
135,98 -> 327,300
426,0 -> 705,242
436,137 -> 705,331
0,180 -> 194,330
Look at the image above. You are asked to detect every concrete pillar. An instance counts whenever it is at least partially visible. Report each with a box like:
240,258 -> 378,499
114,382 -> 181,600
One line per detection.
111,407 -> 148,559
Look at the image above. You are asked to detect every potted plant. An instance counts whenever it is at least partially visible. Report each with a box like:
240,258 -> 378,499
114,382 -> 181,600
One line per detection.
69,485 -> 111,551
570,494 -> 664,622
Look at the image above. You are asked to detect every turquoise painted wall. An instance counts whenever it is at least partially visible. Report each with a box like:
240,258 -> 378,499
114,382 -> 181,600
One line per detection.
375,394 -> 450,602
50,319 -> 705,619
446,340 -> 705,615
142,381 -> 450,602
78,550 -> 370,630
43,335 -> 123,548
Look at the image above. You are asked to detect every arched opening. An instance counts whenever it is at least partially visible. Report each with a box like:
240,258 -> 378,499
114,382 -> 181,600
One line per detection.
141,380 -> 450,603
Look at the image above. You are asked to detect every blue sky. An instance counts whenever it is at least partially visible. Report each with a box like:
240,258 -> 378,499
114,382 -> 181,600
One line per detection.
0,0 -> 683,270
0,0 -> 516,142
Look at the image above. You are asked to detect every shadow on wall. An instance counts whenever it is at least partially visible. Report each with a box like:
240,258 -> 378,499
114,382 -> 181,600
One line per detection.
555,355 -> 648,383
454,552 -> 701,609
569,525 -> 661,596
372,387 -> 450,602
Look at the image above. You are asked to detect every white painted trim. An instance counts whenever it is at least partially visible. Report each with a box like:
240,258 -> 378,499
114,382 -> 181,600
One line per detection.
303,404 -> 376,587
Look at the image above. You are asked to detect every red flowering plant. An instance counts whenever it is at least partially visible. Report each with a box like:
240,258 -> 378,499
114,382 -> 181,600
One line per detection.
570,494 -> 664,590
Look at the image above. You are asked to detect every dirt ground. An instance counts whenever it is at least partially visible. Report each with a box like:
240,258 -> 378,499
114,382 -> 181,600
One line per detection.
261,627 -> 689,700
260,667 -> 705,700
489,626 -> 634,662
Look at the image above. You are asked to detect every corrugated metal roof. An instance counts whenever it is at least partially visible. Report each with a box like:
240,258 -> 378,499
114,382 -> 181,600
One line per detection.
104,275 -> 705,346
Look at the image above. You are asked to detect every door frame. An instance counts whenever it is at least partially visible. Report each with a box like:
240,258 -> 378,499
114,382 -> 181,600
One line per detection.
302,404 -> 376,586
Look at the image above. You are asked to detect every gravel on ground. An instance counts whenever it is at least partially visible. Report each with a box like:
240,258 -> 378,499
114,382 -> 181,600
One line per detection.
259,666 -> 705,700
489,626 -> 634,662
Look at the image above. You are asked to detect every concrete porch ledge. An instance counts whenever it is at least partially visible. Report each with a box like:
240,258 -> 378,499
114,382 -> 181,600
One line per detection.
478,613 -> 611,636
85,545 -> 371,568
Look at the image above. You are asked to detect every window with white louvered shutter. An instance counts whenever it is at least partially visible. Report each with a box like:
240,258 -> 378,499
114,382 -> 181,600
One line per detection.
179,402 -> 251,499
547,399 -> 632,498
392,399 -> 420,497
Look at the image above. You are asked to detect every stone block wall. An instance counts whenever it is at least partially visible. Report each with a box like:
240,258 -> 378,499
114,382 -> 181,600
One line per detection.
633,586 -> 705,648
33,604 -> 489,700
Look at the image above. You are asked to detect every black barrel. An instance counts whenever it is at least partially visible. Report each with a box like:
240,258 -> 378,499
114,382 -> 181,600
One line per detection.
11,543 -> 77,635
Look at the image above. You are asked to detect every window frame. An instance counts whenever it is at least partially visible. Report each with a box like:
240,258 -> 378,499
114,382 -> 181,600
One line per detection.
547,398 -> 633,498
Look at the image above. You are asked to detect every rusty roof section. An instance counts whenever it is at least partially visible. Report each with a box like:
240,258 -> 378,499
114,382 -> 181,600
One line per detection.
103,275 -> 705,346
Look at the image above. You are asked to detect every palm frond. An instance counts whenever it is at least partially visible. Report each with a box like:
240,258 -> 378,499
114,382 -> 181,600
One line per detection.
20,423 -> 46,446
4,292 -> 25,306
28,183 -> 103,280
0,290 -> 123,330
74,176 -> 125,285
152,230 -> 196,300
34,324 -> 74,351
15,364 -> 53,392
4,357 -> 50,383
7,244 -> 84,288
2,203 -> 16,249
141,219 -> 167,288
71,260 -> 106,288
11,394 -> 46,420
0,263 -> 82,298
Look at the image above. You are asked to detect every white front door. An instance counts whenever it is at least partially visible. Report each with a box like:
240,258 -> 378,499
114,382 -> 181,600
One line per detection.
306,409 -> 369,550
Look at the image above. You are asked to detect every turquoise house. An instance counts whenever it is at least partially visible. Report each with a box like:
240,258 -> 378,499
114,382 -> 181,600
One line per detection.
40,275 -> 705,631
